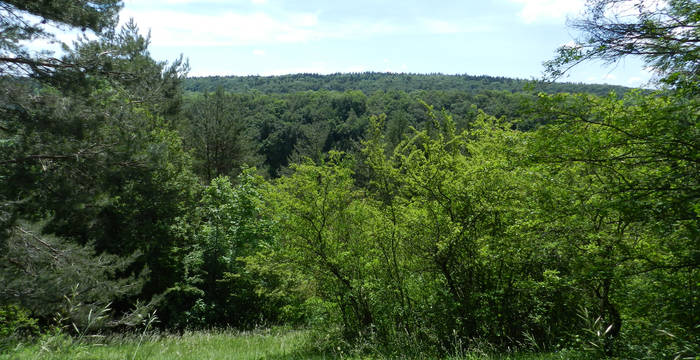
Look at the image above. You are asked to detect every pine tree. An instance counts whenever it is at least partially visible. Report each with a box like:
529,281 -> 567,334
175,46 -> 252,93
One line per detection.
0,0 -> 198,329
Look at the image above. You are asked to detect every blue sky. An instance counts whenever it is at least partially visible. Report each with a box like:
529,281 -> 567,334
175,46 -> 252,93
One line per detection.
119,0 -> 654,87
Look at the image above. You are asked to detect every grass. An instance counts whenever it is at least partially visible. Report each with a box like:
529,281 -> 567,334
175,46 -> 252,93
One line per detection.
1,328 -> 580,360
2,328 -> 322,360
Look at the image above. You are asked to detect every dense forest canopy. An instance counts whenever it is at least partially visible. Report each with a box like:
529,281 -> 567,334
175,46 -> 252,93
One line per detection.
184,72 -> 633,96
179,75 -> 639,178
1,0 -> 698,359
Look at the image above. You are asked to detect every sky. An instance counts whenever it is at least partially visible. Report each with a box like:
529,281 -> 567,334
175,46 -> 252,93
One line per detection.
116,0 -> 654,87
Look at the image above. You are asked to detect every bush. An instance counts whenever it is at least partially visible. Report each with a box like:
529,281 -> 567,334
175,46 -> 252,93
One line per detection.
0,304 -> 40,348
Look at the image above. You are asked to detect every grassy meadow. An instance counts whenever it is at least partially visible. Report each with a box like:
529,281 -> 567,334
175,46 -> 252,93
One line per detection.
1,328 -> 580,360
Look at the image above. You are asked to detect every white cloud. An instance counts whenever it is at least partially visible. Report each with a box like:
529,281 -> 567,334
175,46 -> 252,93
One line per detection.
252,49 -> 265,56
119,3 -> 492,49
509,0 -> 585,23
322,21 -> 403,39
419,18 -> 492,34
120,9 -> 320,46
289,13 -> 318,27
251,0 -> 267,4
420,18 -> 460,34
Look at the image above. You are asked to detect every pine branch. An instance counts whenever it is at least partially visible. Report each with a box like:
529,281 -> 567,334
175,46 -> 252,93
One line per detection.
0,56 -> 74,69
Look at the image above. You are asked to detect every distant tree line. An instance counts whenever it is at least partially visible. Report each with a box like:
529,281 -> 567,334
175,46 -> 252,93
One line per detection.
179,88 -> 548,179
184,72 -> 633,97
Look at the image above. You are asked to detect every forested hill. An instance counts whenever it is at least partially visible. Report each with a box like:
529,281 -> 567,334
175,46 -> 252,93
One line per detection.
184,72 -> 631,95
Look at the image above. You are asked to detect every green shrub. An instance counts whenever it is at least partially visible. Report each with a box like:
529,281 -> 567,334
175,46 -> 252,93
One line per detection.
0,305 -> 40,348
